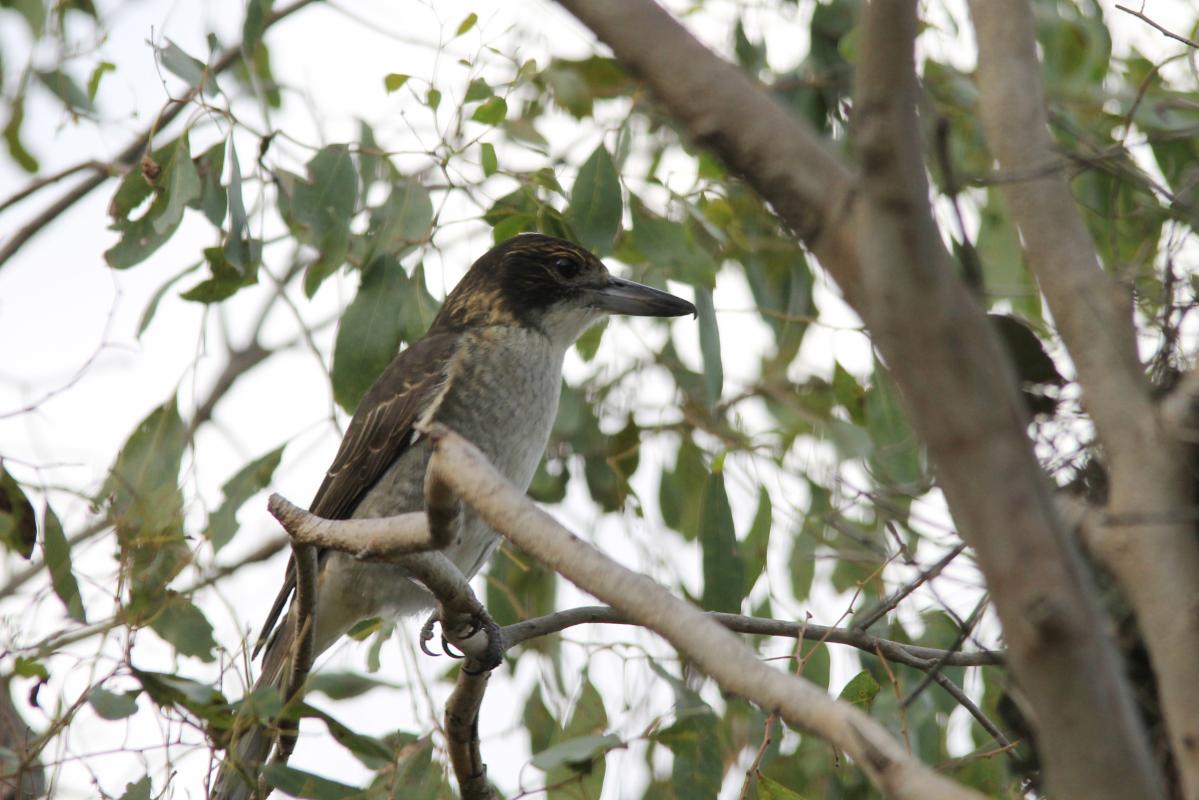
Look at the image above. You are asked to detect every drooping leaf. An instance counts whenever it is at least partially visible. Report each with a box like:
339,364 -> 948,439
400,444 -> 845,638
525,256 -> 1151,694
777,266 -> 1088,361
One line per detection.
694,287 -> 723,406
205,446 -> 284,551
629,197 -> 717,288
0,465 -> 36,559
101,397 -> 189,595
363,180 -> 433,263
105,133 -> 202,269
865,364 -> 923,489
656,712 -> 722,799
480,141 -> 498,176
89,687 -> 139,720
261,764 -> 361,800
282,144 -> 358,296
486,544 -> 557,631
305,671 -> 398,701
742,488 -> 772,596
189,140 -> 227,227
757,775 -> 808,800
223,138 -> 258,273
155,39 -> 219,95
331,255 -> 409,413
531,733 -> 622,771
4,96 -> 39,172
543,676 -> 610,799
699,470 -> 745,613
43,503 -> 85,621
36,69 -> 93,112
147,591 -> 218,662
566,144 -> 622,255
242,0 -> 271,55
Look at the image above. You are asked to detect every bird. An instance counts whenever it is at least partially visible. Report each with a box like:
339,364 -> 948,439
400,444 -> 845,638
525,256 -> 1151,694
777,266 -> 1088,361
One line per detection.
213,233 -> 695,799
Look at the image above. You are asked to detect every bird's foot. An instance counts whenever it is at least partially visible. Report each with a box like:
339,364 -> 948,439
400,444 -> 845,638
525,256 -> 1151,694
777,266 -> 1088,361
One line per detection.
423,605 -> 504,673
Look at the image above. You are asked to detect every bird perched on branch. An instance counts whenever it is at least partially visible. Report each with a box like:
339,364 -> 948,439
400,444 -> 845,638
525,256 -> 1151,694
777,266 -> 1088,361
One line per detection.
213,233 -> 695,799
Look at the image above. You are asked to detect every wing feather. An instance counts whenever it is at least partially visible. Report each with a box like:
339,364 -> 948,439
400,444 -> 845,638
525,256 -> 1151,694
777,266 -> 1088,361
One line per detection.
253,332 -> 460,656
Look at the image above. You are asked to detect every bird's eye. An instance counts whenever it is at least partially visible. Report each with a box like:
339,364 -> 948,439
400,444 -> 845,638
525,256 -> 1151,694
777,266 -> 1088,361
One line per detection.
554,257 -> 582,279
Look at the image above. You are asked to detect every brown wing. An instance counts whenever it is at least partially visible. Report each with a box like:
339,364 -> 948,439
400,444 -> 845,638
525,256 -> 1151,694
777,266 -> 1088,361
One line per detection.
253,331 -> 460,656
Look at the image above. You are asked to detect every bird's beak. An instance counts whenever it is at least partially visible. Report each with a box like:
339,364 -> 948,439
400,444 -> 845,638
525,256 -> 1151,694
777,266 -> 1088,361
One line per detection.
583,275 -> 696,317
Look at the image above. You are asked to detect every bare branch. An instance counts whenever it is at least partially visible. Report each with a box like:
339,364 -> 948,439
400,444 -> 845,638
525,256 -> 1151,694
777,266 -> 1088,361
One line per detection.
426,424 -> 984,800
1116,4 -> 1199,48
501,605 -> 1003,669
852,544 -> 967,632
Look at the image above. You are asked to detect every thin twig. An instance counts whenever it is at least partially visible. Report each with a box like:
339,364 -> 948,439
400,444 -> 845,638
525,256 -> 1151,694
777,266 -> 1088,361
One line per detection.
929,671 -> 1012,750
1115,4 -> 1199,49
853,543 -> 967,631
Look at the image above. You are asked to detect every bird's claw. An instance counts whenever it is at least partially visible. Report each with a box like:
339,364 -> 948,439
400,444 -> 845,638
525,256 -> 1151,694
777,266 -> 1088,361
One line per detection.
417,607 -> 504,674
419,614 -> 439,658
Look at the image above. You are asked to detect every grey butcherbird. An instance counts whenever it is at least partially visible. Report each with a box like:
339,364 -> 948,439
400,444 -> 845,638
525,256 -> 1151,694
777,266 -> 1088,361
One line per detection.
214,233 -> 695,798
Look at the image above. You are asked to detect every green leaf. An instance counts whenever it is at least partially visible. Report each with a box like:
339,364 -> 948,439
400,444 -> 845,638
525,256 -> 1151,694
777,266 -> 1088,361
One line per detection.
242,0 -> 271,55
305,671 -> 397,701
531,733 -> 621,771
656,712 -> 722,799
544,676 -> 610,798
13,656 -> 46,681
382,734 -> 444,799
566,144 -> 622,255
464,77 -> 492,102
190,140 -> 227,227
523,688 -> 557,755
331,255 -> 409,413
976,189 -> 1038,319
301,704 -> 393,769
383,73 -> 409,93
35,69 -> 93,112
742,488 -> 772,595
659,436 -> 707,540
223,139 -> 257,273
147,591 -> 218,662
3,97 -> 39,173
105,134 -> 202,270
694,287 -> 723,406
116,776 -> 151,800
480,141 -> 497,176
43,503 -> 85,621
425,87 -> 442,110
865,365 -> 922,488
471,96 -> 507,125
286,145 -> 359,296
156,39 -> 219,94
487,544 -> 557,630
180,247 -> 260,303
699,471 -> 745,613
364,180 -> 433,263
454,12 -> 478,37
0,465 -> 36,559
131,668 -> 225,710
757,774 -> 808,799
541,56 -> 634,118
838,670 -> 881,710
89,687 -> 139,720
101,397 -> 189,594
629,198 -> 717,288
206,446 -> 284,551
86,61 -> 115,101
574,317 -> 606,361
261,764 -> 361,799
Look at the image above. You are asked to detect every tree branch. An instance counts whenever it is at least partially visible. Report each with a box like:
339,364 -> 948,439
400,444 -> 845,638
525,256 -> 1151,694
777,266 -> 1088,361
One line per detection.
852,1 -> 1162,796
500,605 -> 1002,669
425,424 -> 983,800
970,3 -> 1199,793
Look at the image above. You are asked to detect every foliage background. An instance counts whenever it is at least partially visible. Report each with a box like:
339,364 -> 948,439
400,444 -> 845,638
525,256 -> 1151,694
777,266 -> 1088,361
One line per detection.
0,0 -> 1195,797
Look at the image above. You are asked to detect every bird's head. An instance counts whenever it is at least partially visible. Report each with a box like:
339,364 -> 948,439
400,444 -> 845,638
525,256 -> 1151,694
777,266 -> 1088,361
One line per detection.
433,233 -> 695,345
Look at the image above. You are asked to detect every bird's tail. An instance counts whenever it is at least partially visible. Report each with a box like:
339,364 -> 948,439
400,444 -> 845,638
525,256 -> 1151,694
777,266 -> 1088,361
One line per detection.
210,619 -> 297,800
